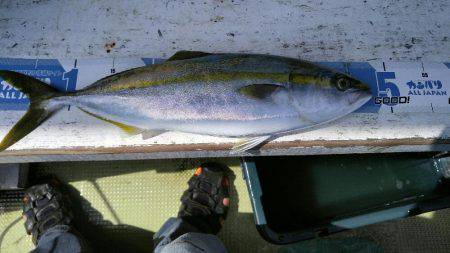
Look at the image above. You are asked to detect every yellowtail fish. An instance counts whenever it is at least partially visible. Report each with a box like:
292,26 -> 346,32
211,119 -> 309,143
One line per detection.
0,51 -> 371,153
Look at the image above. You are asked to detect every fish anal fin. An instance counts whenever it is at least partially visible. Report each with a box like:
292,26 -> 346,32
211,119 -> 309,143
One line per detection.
115,123 -> 142,136
231,135 -> 271,154
79,108 -> 142,136
237,84 -> 284,100
167,51 -> 212,61
141,130 -> 166,140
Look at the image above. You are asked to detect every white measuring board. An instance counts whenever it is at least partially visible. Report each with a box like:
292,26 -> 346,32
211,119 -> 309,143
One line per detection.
0,58 -> 449,163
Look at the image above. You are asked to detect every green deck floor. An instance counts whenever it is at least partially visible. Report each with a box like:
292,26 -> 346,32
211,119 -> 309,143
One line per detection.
0,158 -> 279,253
1,158 -> 450,252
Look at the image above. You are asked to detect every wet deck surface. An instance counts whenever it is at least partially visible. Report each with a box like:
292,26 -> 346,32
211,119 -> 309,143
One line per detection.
1,159 -> 450,252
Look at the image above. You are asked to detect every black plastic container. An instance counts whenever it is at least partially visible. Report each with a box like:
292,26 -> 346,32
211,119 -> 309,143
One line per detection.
241,153 -> 450,244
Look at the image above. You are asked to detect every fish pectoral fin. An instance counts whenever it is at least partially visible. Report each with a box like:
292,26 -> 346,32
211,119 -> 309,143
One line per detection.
231,135 -> 272,154
237,84 -> 285,100
141,130 -> 166,140
79,108 -> 143,136
167,51 -> 212,61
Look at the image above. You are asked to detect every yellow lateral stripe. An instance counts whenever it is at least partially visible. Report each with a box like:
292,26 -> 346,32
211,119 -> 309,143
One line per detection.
99,71 -> 293,92
290,74 -> 331,87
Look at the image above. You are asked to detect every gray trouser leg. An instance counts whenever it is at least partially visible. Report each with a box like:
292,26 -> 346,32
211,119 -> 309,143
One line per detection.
31,225 -> 89,253
154,217 -> 227,253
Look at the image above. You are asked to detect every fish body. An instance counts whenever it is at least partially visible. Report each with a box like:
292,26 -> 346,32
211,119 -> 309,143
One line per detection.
0,51 -> 372,152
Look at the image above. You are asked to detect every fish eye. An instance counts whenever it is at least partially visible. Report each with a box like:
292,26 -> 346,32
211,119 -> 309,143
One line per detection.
336,77 -> 351,91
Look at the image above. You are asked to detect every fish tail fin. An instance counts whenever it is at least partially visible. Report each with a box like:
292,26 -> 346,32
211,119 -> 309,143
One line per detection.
0,70 -> 62,151
0,70 -> 60,103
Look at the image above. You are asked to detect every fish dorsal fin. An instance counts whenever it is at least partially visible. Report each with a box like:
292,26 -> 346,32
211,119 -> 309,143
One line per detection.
167,51 -> 212,61
237,84 -> 285,99
79,108 -> 143,136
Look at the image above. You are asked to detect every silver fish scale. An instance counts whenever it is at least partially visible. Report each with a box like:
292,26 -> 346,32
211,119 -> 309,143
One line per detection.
70,81 -> 298,123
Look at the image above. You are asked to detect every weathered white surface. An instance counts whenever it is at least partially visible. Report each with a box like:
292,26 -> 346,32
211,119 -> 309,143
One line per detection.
0,0 -> 449,61
0,0 -> 449,162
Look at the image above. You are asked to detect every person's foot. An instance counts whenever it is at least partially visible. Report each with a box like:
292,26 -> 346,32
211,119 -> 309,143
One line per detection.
22,178 -> 73,245
178,162 -> 230,234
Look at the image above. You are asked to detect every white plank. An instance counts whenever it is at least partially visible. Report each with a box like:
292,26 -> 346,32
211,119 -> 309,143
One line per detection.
0,0 -> 449,162
0,0 -> 448,62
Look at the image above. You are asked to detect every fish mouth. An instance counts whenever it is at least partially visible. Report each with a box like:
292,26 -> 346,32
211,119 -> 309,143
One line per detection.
353,89 -> 373,108
344,88 -> 372,109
